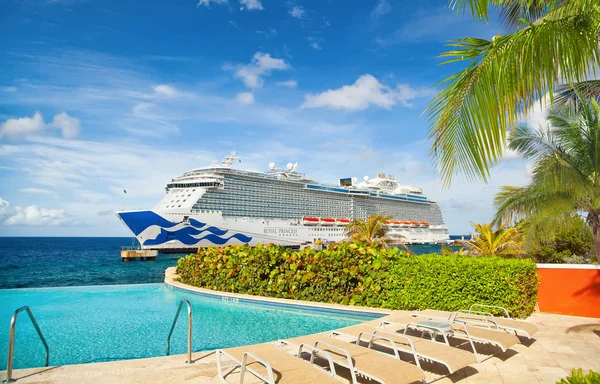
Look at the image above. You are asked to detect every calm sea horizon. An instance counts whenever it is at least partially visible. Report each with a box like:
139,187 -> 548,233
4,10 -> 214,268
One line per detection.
0,237 -> 467,289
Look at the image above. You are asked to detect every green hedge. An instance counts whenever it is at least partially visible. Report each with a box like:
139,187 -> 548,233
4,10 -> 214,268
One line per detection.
176,242 -> 539,318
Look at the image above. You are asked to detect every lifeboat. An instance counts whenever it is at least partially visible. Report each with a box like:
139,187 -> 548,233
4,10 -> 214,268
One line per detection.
303,217 -> 319,225
392,221 -> 402,226
320,217 -> 335,225
419,221 -> 429,228
384,220 -> 393,225
400,221 -> 411,227
336,218 -> 350,226
410,221 -> 419,227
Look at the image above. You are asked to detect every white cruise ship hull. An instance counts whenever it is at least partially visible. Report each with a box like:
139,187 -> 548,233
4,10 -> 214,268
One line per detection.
117,210 -> 450,250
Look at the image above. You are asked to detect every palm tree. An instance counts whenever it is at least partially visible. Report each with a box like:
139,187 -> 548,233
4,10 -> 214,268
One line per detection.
440,243 -> 468,255
461,221 -> 524,257
345,214 -> 393,245
494,95 -> 600,256
426,0 -> 600,185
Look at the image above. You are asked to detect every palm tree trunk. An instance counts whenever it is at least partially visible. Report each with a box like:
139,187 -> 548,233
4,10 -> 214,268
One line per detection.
589,211 -> 600,259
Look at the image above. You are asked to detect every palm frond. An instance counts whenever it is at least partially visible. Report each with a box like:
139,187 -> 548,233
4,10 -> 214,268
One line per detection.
428,1 -> 600,185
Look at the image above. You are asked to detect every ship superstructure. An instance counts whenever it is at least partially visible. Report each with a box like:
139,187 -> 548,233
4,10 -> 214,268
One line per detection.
117,152 -> 449,249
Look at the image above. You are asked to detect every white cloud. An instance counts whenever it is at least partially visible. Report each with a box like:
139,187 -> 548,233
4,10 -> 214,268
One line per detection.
0,112 -> 46,138
0,112 -> 80,140
289,5 -> 306,19
371,0 -> 391,18
50,112 -> 81,139
1,86 -> 17,93
152,84 -> 180,99
229,52 -> 290,89
240,0 -> 262,10
276,80 -> 298,88
197,0 -> 228,7
20,188 -> 56,196
236,92 -> 255,105
310,41 -> 322,50
0,198 -> 71,226
301,74 -> 434,111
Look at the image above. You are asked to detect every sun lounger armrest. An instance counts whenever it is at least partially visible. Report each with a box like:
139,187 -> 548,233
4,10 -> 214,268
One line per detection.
297,343 -> 337,377
469,304 -> 511,318
312,340 -> 355,373
240,352 -> 276,384
455,310 -> 499,328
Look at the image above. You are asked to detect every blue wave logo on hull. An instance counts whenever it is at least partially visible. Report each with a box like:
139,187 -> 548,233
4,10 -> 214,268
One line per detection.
118,210 -> 252,246
143,227 -> 252,246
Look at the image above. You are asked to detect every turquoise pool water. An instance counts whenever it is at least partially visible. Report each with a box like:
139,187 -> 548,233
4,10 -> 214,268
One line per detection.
0,283 -> 379,370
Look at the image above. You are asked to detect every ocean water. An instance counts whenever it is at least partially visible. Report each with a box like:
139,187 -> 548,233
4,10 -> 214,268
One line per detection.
0,284 -> 377,369
0,237 -> 453,289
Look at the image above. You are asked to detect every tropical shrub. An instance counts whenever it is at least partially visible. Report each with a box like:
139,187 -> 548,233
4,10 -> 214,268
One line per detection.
385,254 -> 538,318
557,368 -> 600,384
176,242 -> 539,318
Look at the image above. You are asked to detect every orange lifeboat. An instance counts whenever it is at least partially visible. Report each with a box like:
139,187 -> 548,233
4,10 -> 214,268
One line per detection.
410,221 -> 419,227
321,217 -> 335,225
303,217 -> 319,225
336,218 -> 350,226
400,221 -> 410,227
419,221 -> 429,227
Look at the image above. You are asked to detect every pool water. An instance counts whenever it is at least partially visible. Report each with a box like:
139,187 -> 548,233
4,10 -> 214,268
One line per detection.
0,283 -> 378,370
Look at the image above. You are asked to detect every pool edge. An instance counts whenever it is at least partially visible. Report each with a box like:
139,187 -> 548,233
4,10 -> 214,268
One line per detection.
163,267 -> 392,318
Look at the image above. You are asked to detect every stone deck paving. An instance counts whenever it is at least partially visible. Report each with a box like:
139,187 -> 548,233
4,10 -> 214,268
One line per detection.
4,311 -> 599,384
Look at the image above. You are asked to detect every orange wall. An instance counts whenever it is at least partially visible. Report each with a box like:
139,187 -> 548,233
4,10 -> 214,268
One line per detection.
537,265 -> 600,318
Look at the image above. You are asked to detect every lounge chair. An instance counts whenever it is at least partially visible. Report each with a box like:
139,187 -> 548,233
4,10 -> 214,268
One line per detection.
380,312 -> 520,363
216,342 -> 340,384
417,304 -> 539,339
332,323 -> 477,374
281,333 -> 425,384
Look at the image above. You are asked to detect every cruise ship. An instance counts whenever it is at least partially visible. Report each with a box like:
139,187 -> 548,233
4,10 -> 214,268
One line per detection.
116,152 -> 449,250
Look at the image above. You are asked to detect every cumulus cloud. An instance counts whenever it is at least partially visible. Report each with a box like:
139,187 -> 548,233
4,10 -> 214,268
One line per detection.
0,112 -> 80,140
228,52 -> 290,89
0,198 -> 71,226
197,0 -> 228,7
289,5 -> 306,19
1,86 -> 17,93
0,112 -> 46,138
277,80 -> 298,88
236,92 -> 255,105
301,74 -> 434,111
50,112 -> 81,139
240,0 -> 263,10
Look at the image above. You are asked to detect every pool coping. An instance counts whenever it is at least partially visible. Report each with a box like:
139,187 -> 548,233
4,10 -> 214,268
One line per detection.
163,267 -> 392,318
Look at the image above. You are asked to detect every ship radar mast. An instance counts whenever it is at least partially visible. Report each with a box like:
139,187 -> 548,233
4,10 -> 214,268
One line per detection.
222,151 -> 237,167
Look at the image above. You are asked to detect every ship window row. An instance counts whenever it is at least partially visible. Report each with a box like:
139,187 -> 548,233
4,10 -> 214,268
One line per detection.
167,182 -> 221,189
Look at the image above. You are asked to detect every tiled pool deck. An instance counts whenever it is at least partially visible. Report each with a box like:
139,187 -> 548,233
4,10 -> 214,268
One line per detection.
3,271 -> 599,384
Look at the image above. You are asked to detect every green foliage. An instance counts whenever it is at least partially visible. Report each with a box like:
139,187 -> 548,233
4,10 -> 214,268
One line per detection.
557,368 -> 600,384
524,215 -> 594,263
461,221 -> 525,257
494,95 -> 600,257
176,242 -> 539,318
385,254 -> 538,318
345,213 -> 393,246
427,0 -> 600,184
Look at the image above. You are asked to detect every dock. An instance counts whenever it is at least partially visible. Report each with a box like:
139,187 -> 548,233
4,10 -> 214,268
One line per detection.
120,248 -> 158,261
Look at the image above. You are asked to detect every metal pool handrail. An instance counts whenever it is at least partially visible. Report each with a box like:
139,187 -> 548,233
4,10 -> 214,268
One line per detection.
4,306 -> 49,383
166,299 -> 193,363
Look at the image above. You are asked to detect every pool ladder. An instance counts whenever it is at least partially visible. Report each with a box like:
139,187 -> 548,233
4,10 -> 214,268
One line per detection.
166,299 -> 193,364
4,306 -> 49,383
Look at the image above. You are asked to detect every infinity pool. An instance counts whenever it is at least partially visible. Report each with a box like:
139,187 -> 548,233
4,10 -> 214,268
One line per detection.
0,283 -> 379,370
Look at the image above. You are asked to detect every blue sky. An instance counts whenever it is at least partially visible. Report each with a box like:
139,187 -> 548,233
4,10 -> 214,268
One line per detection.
0,0 -> 535,236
